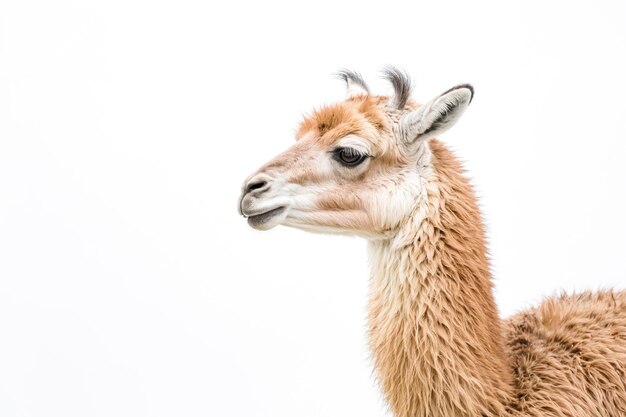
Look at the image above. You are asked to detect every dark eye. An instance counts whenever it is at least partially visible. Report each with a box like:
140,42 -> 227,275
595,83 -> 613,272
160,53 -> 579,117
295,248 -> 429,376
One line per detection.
333,147 -> 368,167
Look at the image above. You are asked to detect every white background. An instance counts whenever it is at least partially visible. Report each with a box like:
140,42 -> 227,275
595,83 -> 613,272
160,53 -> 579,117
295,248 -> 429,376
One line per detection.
1,1 -> 625,416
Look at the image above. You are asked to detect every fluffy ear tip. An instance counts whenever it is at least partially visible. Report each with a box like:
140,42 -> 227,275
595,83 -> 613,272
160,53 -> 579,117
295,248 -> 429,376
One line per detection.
456,83 -> 475,104
442,83 -> 475,104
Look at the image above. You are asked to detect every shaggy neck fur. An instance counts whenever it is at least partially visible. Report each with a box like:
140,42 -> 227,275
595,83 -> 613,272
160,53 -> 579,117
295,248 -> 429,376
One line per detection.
367,140 -> 513,417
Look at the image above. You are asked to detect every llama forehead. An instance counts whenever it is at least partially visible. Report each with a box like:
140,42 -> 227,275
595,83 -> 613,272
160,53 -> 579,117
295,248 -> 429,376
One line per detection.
295,95 -> 390,150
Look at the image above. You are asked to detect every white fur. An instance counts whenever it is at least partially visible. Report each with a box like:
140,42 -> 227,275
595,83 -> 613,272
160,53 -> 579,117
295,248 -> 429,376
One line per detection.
401,87 -> 473,144
335,135 -> 372,155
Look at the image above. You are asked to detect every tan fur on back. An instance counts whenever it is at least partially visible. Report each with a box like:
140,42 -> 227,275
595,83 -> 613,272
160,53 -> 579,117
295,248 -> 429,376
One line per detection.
368,140 -> 626,417
507,291 -> 626,416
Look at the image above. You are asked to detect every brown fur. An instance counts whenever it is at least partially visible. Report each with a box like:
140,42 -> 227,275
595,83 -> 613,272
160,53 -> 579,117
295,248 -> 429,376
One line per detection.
506,290 -> 626,416
296,95 -> 389,142
295,96 -> 404,163
368,139 -> 626,416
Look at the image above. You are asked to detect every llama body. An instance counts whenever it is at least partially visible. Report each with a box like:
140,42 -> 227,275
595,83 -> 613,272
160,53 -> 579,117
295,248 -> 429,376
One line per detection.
238,68 -> 626,416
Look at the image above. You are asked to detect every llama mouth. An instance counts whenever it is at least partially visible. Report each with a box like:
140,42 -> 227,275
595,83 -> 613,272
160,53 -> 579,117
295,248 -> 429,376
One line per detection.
246,206 -> 286,227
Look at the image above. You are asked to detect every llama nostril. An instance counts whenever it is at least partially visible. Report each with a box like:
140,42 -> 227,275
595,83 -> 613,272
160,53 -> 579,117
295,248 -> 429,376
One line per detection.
246,180 -> 268,194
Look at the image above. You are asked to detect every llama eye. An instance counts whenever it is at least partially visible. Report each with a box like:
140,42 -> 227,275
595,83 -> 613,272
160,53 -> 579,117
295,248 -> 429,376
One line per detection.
333,147 -> 368,167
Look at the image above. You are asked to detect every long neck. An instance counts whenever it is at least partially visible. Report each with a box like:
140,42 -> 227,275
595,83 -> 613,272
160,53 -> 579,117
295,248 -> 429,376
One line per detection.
367,140 -> 513,417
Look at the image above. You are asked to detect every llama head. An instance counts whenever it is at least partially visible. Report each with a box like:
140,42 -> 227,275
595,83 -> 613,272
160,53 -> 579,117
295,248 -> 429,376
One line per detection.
238,67 -> 473,239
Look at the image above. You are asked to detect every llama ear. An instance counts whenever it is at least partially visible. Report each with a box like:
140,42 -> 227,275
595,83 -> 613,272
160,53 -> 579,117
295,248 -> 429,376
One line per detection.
400,84 -> 474,144
336,69 -> 370,98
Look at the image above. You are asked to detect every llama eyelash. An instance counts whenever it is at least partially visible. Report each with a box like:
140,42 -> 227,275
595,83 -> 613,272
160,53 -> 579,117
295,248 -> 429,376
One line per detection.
331,147 -> 369,167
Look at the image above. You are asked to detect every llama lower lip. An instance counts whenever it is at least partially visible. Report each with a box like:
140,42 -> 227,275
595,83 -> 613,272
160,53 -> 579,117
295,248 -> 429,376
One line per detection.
247,206 -> 286,226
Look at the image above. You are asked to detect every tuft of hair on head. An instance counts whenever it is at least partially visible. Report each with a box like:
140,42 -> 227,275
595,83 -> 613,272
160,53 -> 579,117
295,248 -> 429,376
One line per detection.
335,69 -> 371,96
382,66 -> 413,109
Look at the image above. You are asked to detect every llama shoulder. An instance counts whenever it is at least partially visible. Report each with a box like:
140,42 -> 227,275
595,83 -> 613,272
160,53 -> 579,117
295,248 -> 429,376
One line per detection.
505,290 -> 626,344
503,290 -> 626,416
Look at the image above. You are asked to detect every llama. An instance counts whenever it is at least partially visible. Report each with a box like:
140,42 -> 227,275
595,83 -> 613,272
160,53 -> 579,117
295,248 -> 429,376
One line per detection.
238,68 -> 626,417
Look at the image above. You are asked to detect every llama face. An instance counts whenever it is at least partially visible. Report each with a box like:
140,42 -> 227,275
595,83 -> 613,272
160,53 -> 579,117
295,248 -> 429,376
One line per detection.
238,69 -> 473,239
239,95 -> 418,238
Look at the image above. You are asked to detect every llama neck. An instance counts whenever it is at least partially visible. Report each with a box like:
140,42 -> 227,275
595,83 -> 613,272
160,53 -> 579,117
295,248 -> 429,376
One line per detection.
367,140 -> 512,417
